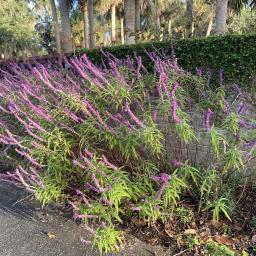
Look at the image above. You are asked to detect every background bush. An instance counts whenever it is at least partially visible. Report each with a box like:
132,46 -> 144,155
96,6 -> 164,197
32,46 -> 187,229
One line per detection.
75,34 -> 256,86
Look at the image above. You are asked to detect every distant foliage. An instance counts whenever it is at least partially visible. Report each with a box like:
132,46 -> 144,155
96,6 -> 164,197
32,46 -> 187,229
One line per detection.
0,49 -> 255,254
75,34 -> 256,86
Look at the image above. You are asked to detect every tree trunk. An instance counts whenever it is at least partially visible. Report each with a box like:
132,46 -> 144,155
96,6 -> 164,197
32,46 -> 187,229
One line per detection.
168,18 -> 172,38
124,0 -> 136,44
147,0 -> 160,40
135,0 -> 141,40
186,0 -> 194,37
88,0 -> 95,48
120,16 -> 125,44
206,7 -> 214,36
215,0 -> 228,35
111,4 -> 116,43
82,1 -> 89,48
59,0 -> 73,53
50,0 -> 61,54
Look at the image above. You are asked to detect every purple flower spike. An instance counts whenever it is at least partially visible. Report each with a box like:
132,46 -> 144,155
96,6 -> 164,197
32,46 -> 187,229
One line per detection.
152,111 -> 158,122
124,101 -> 146,128
196,67 -> 202,77
171,97 -> 181,123
172,159 -> 183,168
204,108 -> 213,131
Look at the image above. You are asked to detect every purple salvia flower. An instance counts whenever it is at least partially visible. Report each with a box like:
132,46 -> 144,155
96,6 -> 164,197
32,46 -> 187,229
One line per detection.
15,148 -> 44,167
136,56 -> 142,79
156,81 -> 163,97
152,111 -> 158,122
171,81 -> 179,97
237,101 -> 249,115
0,105 -> 10,113
196,67 -> 202,77
70,58 -> 90,81
171,97 -> 181,123
244,139 -> 256,148
101,155 -> 118,171
223,99 -> 230,114
80,238 -> 92,245
172,159 -> 183,168
76,189 -> 91,206
73,160 -> 87,170
124,101 -> 146,128
69,201 -> 79,211
204,108 -> 213,131
79,152 -> 94,168
91,174 -> 105,193
27,117 -> 47,133
73,213 -> 98,220
63,107 -> 80,123
84,148 -> 93,158
5,129 -> 26,148
109,61 -> 126,85
86,182 -> 101,193
84,225 -> 95,235
25,127 -> 46,142
152,173 -> 170,199
130,206 -> 141,211
15,167 -> 35,192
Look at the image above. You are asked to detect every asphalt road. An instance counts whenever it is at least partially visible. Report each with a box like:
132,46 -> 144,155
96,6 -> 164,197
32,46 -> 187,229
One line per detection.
0,182 -> 169,256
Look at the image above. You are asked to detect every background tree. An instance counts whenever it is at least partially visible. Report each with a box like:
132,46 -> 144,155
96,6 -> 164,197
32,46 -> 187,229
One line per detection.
59,0 -> 73,52
88,0 -> 95,48
124,0 -> 136,44
50,0 -> 62,53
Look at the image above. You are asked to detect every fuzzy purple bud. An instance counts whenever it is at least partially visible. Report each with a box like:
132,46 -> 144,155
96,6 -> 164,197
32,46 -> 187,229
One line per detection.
204,108 -> 213,131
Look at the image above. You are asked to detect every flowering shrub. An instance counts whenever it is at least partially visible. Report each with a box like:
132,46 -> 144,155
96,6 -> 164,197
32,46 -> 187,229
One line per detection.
0,49 -> 255,254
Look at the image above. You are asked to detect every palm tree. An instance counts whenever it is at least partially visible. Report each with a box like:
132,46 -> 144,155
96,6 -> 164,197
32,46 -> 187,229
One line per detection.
124,0 -> 136,44
146,0 -> 161,39
186,0 -> 194,37
88,0 -> 95,48
80,0 -> 89,48
50,0 -> 62,53
206,4 -> 214,36
111,2 -> 116,42
59,0 -> 73,52
135,0 -> 141,39
215,0 -> 228,34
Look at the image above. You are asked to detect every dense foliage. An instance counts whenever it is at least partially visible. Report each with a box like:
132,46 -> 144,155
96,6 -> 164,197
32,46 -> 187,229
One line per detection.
0,49 -> 255,254
76,34 -> 256,85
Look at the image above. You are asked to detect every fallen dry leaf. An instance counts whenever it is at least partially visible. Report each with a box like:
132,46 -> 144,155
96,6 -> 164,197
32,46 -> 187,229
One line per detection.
215,235 -> 234,245
47,232 -> 56,239
165,229 -> 176,238
184,229 -> 197,235
252,234 -> 256,243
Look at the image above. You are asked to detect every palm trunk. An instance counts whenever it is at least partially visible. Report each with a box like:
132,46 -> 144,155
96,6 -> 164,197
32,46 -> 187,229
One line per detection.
111,4 -> 116,43
120,16 -> 125,44
215,0 -> 228,35
168,18 -> 172,38
186,0 -> 194,37
135,0 -> 141,41
124,0 -> 136,44
147,0 -> 160,40
88,0 -> 95,48
59,0 -> 73,53
82,1 -> 89,48
206,7 -> 214,36
50,0 -> 61,54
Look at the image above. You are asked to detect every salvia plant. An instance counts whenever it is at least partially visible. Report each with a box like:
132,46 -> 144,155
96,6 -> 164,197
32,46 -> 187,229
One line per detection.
0,47 -> 255,254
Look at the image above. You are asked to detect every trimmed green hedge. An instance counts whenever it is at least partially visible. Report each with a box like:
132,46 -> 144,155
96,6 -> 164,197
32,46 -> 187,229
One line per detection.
75,34 -> 256,85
